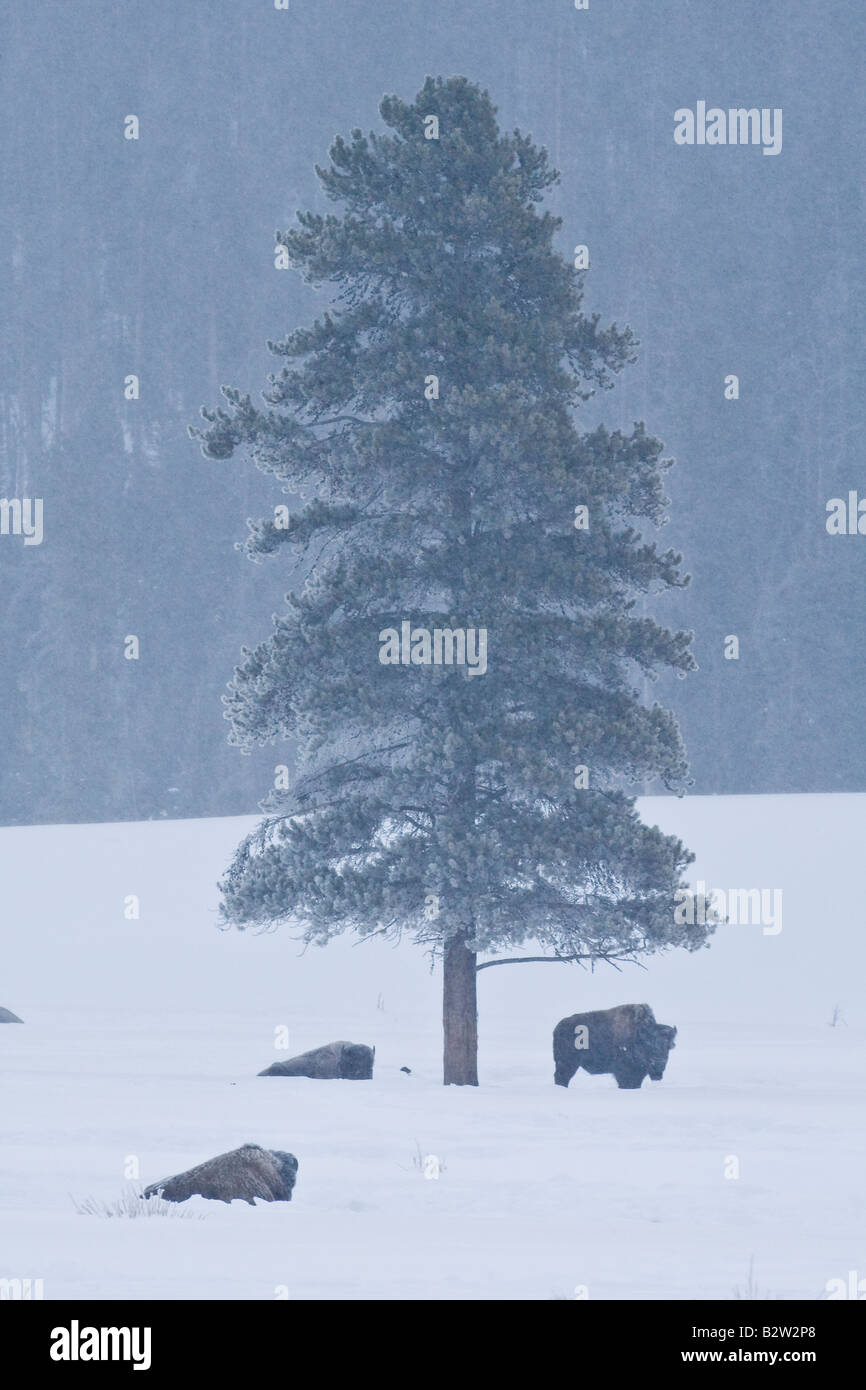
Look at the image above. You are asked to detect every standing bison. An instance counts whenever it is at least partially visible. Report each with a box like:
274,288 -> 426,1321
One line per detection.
553,1003 -> 677,1090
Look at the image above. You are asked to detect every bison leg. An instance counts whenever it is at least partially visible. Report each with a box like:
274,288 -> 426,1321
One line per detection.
554,1057 -> 580,1088
613,1064 -> 646,1090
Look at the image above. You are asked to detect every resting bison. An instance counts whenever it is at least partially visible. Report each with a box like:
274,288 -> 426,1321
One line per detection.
553,1003 -> 677,1090
144,1144 -> 298,1205
259,1040 -> 374,1080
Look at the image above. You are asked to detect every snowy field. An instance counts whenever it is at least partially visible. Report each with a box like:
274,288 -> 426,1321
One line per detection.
1,794 -> 864,1301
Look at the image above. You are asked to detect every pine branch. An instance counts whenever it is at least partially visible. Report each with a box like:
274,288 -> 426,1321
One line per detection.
293,740 -> 414,798
476,951 -> 646,972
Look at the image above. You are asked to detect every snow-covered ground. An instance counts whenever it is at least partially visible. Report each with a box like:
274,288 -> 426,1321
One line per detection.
1,795 -> 864,1300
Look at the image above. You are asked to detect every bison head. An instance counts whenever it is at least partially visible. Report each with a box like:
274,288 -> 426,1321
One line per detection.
646,1023 -> 677,1081
340,1043 -> 375,1079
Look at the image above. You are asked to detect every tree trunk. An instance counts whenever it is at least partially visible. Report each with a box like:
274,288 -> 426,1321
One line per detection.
443,930 -> 478,1085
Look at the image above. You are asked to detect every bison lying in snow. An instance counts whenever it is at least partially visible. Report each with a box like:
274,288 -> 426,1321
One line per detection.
553,1003 -> 677,1090
259,1040 -> 374,1080
144,1144 -> 298,1205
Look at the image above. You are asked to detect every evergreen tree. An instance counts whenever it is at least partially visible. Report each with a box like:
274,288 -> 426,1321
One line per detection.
193,77 -> 713,1085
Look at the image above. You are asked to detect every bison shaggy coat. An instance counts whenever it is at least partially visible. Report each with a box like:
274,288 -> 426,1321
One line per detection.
553,1003 -> 677,1090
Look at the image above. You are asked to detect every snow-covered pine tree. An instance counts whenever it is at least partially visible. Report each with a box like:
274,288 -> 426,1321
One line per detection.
193,76 -> 713,1086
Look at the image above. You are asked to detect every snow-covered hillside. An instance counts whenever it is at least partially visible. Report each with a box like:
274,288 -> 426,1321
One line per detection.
1,794 -> 863,1300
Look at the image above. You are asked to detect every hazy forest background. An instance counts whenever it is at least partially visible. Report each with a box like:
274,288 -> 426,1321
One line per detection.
2,0 -> 863,825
